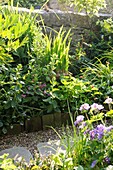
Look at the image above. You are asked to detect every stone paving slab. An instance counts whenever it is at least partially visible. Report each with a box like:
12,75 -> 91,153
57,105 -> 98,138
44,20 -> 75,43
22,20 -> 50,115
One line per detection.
37,139 -> 74,157
0,147 -> 33,163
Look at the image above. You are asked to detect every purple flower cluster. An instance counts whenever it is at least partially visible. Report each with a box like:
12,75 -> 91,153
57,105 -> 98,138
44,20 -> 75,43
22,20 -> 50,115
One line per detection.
21,94 -> 26,98
90,124 -> 105,140
74,115 -> 85,126
89,124 -> 113,140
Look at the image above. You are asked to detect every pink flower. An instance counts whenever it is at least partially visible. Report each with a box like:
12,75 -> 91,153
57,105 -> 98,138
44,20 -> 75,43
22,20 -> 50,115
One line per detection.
21,94 -> 26,98
39,83 -> 46,89
79,103 -> 90,111
104,97 -> 113,104
91,103 -> 104,110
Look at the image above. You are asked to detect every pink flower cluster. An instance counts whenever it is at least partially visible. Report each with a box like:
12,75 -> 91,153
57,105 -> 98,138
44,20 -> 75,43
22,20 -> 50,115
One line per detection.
80,103 -> 104,111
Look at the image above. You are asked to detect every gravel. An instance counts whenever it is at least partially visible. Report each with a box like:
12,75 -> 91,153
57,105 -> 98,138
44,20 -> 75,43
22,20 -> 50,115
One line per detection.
0,127 -> 72,157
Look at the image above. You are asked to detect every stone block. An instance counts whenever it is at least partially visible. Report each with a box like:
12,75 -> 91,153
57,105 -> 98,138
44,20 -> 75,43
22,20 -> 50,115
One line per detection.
25,116 -> 42,132
37,139 -> 74,158
42,114 -> 54,130
61,112 -> 72,125
54,112 -> 61,127
7,124 -> 24,135
0,147 -> 33,163
37,140 -> 65,157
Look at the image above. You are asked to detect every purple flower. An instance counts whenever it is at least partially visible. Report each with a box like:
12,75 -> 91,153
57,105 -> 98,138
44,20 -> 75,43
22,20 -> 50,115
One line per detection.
96,124 -> 106,131
89,129 -> 97,140
79,122 -> 87,129
105,125 -> 113,132
89,124 -> 106,140
35,5 -> 41,9
96,124 -> 106,140
74,115 -> 84,126
43,90 -> 47,95
84,129 -> 90,135
91,103 -> 104,110
98,104 -> 104,110
104,97 -> 113,104
104,157 -> 110,164
79,103 -> 90,111
91,160 -> 97,168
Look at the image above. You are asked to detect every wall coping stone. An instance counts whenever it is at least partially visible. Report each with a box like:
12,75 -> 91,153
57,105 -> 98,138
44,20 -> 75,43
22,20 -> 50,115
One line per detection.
2,5 -> 112,18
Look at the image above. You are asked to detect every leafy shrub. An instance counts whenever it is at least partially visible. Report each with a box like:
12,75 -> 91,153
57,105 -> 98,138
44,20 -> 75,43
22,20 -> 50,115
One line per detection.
0,6 -> 45,133
44,74 -> 100,113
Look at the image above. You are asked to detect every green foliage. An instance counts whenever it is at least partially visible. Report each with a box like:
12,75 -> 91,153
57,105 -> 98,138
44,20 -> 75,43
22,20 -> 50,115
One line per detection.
39,27 -> 71,74
0,0 -> 47,8
78,18 -> 113,103
13,0 -> 46,9
0,6 -> 45,133
81,18 -> 113,63
59,0 -> 106,17
0,154 -> 16,170
0,6 -> 41,66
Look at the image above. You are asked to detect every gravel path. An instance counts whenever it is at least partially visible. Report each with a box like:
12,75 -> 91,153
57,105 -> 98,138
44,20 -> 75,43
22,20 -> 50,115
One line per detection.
0,127 -> 71,157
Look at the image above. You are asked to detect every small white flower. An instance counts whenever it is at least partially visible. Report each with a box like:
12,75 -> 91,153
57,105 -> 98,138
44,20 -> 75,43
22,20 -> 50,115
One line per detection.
104,97 -> 113,104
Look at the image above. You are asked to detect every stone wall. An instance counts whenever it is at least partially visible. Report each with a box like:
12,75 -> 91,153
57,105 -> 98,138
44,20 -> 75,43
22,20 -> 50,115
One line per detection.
3,6 -> 112,43
37,9 -> 112,44
48,0 -> 113,14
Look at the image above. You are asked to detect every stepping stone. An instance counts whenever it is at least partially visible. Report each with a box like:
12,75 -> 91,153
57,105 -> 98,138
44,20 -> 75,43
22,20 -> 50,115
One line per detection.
0,147 -> 33,163
37,139 -> 73,158
37,140 -> 66,157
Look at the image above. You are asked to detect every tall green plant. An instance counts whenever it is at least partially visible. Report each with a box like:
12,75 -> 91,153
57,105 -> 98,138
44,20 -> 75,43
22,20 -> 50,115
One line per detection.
44,27 -> 71,74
